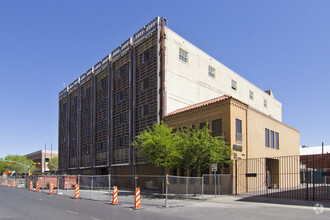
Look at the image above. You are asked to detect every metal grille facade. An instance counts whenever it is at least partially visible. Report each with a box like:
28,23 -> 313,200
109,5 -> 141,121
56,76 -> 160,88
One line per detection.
58,17 -> 166,175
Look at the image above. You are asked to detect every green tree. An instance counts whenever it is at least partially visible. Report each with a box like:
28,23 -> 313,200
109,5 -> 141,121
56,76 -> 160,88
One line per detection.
177,125 -> 231,176
133,121 -> 182,168
47,157 -> 58,173
2,155 -> 36,174
133,121 -> 232,176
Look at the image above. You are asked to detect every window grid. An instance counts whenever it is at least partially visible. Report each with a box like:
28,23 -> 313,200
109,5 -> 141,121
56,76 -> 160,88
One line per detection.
179,48 -> 188,63
208,66 -> 215,78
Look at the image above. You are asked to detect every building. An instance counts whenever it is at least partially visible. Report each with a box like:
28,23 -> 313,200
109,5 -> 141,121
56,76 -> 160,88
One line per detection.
25,150 -> 58,173
164,95 -> 300,193
58,17 -> 288,176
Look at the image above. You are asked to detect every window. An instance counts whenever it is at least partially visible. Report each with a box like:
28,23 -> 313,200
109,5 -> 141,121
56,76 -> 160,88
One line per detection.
142,49 -> 150,63
270,130 -> 275,148
98,121 -> 105,131
249,90 -> 254,100
265,129 -> 270,147
142,77 -> 150,90
200,122 -> 208,130
62,103 -> 66,112
119,65 -> 126,78
231,80 -> 237,90
71,132 -> 77,140
118,137 -> 125,148
72,96 -> 77,105
118,113 -> 124,125
71,115 -> 77,123
99,100 -> 105,110
264,99 -> 267,108
142,104 -> 150,117
179,48 -> 188,63
100,78 -> 106,89
208,66 -> 215,78
212,119 -> 222,137
275,132 -> 279,149
98,142 -> 105,152
83,108 -> 90,117
45,158 -> 49,162
83,127 -> 90,137
118,90 -> 125,102
236,119 -> 242,142
85,88 -> 90,98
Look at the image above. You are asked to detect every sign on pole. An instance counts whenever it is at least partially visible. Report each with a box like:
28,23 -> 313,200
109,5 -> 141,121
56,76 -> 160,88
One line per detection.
212,164 -> 217,172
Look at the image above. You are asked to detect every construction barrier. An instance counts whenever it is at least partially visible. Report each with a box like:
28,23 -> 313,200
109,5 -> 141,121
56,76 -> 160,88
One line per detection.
112,186 -> 118,205
29,181 -> 33,190
12,180 -> 15,188
135,188 -> 141,209
36,182 -> 40,192
5,180 -> 8,187
75,184 -> 79,199
49,183 -> 54,195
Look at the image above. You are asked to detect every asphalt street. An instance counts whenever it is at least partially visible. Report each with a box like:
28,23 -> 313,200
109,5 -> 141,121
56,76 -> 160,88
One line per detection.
0,185 -> 329,220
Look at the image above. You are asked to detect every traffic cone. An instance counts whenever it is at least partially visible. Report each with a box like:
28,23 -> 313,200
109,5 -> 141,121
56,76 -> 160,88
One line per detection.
49,183 -> 54,195
36,182 -> 40,192
135,188 -> 141,209
75,184 -> 79,199
112,186 -> 118,205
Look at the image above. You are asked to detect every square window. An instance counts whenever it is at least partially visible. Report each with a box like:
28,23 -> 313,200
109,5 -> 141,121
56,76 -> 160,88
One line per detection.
85,88 -> 90,98
142,77 -> 150,90
142,49 -> 150,63
208,66 -> 215,78
275,132 -> 279,150
118,137 -> 125,148
249,90 -> 254,100
119,65 -> 126,78
142,104 -> 150,117
231,80 -> 237,90
179,48 -> 188,63
265,128 -> 270,147
236,119 -> 242,142
118,90 -> 125,102
100,78 -> 106,89
264,99 -> 268,108
118,113 -> 124,125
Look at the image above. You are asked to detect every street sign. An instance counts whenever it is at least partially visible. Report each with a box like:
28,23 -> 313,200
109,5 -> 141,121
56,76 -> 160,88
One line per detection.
212,164 -> 217,172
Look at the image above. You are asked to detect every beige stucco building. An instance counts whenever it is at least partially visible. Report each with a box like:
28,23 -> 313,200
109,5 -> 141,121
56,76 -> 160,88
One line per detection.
25,150 -> 58,173
164,95 -> 300,193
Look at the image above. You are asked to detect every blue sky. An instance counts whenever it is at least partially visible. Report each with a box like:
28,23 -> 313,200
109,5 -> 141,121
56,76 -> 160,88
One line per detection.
0,0 -> 329,157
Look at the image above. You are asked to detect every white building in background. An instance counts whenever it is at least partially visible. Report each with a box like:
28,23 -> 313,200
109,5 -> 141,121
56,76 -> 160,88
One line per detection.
164,28 -> 282,121
300,145 -> 330,155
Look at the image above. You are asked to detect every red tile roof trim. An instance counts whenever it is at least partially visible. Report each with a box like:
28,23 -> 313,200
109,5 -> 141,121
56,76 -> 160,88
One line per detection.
165,95 -> 232,117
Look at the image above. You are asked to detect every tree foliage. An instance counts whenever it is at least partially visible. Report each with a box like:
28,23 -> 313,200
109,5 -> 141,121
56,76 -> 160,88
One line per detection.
1,155 -> 36,174
47,157 -> 58,173
133,121 -> 231,176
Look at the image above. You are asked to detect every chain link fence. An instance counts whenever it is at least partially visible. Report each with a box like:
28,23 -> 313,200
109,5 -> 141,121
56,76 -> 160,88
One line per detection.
1,174 -> 232,207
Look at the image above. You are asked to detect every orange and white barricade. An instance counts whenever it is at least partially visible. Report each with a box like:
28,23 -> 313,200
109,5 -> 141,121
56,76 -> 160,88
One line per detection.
36,182 -> 40,192
112,186 -> 118,205
75,184 -> 79,199
5,180 -> 8,187
29,181 -> 33,190
12,180 -> 15,188
49,183 -> 54,194
135,188 -> 141,209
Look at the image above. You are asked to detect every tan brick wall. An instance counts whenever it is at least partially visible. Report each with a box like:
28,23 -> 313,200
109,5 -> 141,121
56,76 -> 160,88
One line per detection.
247,107 -> 300,158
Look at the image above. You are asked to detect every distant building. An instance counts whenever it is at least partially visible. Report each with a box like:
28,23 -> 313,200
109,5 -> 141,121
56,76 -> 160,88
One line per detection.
58,17 -> 287,175
25,150 -> 58,173
300,145 -> 330,155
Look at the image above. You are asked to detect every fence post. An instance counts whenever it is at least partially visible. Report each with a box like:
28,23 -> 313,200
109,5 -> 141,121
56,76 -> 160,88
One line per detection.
57,175 -> 59,195
202,174 -> 204,200
235,160 -> 238,195
306,155 -> 309,200
186,177 -> 188,200
214,173 -> 217,197
91,176 -> 94,199
108,174 -> 111,201
165,174 -> 168,207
